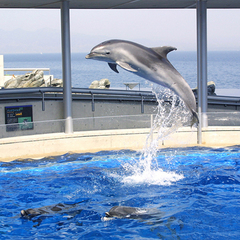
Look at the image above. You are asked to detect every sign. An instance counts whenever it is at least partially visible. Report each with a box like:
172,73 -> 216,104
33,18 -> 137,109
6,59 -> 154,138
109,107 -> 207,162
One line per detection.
5,105 -> 33,132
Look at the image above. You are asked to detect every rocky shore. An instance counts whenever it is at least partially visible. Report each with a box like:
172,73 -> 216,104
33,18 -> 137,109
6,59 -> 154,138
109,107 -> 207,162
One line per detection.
4,69 -> 63,88
3,70 -> 111,89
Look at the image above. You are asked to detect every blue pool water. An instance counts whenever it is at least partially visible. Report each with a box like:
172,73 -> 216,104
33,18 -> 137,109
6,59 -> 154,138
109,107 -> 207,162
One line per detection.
0,146 -> 240,239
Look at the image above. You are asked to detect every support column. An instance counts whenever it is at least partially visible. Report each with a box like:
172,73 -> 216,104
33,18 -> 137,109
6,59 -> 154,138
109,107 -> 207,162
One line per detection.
197,0 -> 208,144
0,55 -> 3,88
61,0 -> 73,133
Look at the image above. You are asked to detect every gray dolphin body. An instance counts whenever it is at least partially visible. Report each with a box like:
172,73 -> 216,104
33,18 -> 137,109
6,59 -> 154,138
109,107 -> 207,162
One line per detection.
105,206 -> 139,218
86,39 -> 198,125
20,202 -> 82,220
105,206 -> 162,220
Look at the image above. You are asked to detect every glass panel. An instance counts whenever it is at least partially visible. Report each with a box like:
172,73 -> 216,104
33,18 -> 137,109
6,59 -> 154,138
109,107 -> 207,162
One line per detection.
208,111 -> 240,126
0,112 -> 239,139
73,114 -> 152,132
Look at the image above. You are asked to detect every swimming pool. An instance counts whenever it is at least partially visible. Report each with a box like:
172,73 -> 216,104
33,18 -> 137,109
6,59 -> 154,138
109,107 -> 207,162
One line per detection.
0,146 -> 240,239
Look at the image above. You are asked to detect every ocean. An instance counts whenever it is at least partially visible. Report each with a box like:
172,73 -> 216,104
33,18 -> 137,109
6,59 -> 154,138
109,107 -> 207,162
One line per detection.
3,51 -> 240,95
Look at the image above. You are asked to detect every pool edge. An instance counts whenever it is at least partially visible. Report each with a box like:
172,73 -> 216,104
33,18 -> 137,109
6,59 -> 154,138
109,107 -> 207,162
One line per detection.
0,127 -> 239,162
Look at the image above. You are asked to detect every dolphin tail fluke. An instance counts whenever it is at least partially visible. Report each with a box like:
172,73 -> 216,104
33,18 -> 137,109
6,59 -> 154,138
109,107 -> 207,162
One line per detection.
191,110 -> 199,127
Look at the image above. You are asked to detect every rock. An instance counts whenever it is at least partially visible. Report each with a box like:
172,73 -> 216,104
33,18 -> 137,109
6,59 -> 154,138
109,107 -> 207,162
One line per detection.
206,81 -> 216,95
49,78 -> 63,87
4,77 -> 18,88
89,79 -> 110,89
29,78 -> 45,88
20,70 -> 44,88
3,70 -> 63,88
4,70 -> 44,88
99,78 -> 110,88
89,80 -> 99,89
192,81 -> 216,97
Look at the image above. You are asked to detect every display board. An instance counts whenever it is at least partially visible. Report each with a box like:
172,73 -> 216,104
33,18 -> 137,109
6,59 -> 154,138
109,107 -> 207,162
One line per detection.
5,105 -> 33,132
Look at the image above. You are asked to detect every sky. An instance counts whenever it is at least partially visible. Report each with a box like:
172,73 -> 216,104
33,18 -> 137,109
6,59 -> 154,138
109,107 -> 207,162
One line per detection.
0,8 -> 240,53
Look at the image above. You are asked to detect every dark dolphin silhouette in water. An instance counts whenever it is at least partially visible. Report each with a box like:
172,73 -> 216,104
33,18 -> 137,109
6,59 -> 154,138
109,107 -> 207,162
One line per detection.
86,39 -> 198,126
21,202 -> 83,227
105,206 -> 163,220
105,206 -> 140,218
104,205 -> 184,238
21,203 -> 81,219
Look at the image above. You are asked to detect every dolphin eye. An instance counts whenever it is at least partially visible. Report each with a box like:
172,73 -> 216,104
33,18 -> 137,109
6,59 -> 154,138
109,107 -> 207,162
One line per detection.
106,51 -> 110,55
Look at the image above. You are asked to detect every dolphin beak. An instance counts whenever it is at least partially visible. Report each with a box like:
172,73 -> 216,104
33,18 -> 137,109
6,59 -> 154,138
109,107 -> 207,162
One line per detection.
86,52 -> 103,59
105,211 -> 111,217
85,53 -> 91,59
21,210 -> 26,217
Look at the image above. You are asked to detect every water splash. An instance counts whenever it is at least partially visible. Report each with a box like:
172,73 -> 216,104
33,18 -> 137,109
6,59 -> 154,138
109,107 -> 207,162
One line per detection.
142,86 -> 191,162
122,86 -> 192,185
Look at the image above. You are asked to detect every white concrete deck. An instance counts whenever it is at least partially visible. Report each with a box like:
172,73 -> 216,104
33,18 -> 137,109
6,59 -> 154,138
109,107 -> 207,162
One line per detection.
0,126 -> 239,162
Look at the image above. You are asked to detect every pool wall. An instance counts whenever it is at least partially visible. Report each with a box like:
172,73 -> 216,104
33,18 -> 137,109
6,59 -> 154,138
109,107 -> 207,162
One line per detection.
0,126 -> 239,162
1,91 -> 240,139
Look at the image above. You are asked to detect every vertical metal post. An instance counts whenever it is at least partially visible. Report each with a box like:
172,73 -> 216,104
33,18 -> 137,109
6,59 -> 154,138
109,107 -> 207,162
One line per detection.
197,0 -> 208,144
141,95 -> 144,113
91,92 -> 95,112
0,55 -> 3,88
41,91 -> 45,111
61,0 -> 73,133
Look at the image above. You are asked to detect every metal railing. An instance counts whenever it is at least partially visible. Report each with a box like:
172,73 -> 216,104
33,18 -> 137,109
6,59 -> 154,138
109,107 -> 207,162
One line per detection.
4,68 -> 50,74
0,87 -> 239,110
0,87 -> 158,112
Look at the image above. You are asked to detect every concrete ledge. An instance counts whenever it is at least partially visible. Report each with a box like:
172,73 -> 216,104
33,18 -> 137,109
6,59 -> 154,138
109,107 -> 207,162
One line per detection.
0,129 -> 151,162
201,126 -> 240,146
0,127 -> 239,162
163,126 -> 240,147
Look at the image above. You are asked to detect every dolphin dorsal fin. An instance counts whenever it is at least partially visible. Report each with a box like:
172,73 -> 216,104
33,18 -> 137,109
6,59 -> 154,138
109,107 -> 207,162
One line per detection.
151,46 -> 177,59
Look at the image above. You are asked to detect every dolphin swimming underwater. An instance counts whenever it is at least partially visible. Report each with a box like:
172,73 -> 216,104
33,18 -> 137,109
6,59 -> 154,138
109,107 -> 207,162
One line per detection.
105,206 -> 139,218
20,202 -> 83,226
104,206 -> 163,220
20,203 -> 82,219
86,39 -> 198,125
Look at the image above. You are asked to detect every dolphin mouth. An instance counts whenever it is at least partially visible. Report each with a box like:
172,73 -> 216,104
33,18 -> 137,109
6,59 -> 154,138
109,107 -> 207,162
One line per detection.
85,52 -> 105,59
85,53 -> 92,59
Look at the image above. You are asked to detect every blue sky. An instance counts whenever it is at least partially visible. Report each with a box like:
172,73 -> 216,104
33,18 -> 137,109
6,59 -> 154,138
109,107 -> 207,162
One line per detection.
0,8 -> 239,53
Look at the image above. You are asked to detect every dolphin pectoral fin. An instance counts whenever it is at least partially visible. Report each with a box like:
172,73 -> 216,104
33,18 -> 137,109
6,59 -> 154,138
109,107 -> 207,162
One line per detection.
116,61 -> 138,72
108,63 -> 119,73
151,46 -> 177,59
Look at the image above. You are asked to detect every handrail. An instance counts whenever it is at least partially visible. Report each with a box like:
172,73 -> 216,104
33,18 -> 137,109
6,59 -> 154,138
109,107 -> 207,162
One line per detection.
0,87 -> 239,109
208,95 -> 240,102
4,68 -> 50,73
0,87 -> 157,112
0,87 -> 155,97
0,87 -> 239,101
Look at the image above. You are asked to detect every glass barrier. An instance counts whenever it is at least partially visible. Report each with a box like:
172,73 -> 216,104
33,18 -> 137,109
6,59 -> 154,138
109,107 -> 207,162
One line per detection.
0,119 -> 65,139
0,112 -> 239,139
208,111 -> 240,126
73,114 -> 152,132
0,114 -> 152,139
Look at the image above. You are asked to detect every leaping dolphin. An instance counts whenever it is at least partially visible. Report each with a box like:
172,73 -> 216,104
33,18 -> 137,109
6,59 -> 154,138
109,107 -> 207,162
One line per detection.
86,39 -> 198,125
